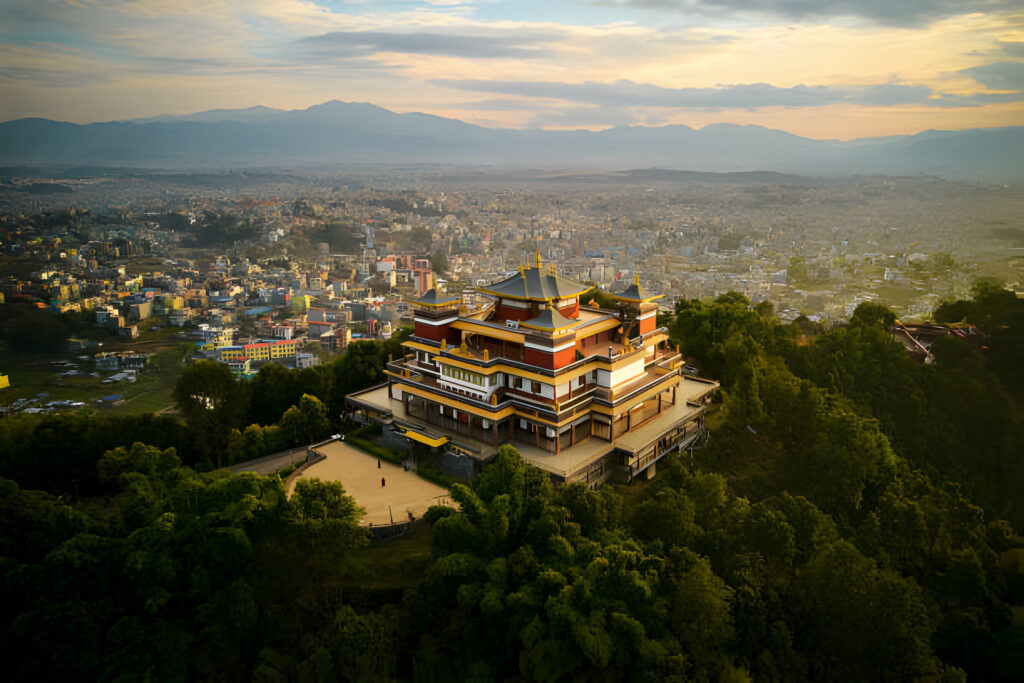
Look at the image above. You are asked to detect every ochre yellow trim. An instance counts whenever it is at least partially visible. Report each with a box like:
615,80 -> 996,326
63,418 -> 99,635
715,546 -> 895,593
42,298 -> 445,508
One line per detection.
398,429 -> 448,448
413,300 -> 460,308
405,341 -> 440,355
451,320 -> 525,343
519,319 -> 577,333
573,317 -> 621,341
607,376 -> 680,412
407,342 -> 660,385
400,372 -> 681,428
613,293 -> 665,303
401,383 -> 516,420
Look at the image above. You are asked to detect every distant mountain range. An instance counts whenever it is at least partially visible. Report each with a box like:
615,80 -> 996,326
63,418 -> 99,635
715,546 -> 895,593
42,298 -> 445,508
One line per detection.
1,101 -> 1021,181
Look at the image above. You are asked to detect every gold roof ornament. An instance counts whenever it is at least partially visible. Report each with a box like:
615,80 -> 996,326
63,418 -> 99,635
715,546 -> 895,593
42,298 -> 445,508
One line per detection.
611,275 -> 664,304
478,261 -> 593,303
491,393 -> 498,406
483,349 -> 489,361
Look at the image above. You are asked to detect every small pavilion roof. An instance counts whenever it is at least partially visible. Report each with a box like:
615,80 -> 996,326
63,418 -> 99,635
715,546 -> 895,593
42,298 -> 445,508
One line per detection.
413,288 -> 461,308
478,253 -> 592,302
612,274 -> 664,303
519,305 -> 578,332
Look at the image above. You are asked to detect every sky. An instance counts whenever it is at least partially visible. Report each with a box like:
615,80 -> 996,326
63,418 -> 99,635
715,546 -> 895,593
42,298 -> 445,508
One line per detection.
0,0 -> 1022,139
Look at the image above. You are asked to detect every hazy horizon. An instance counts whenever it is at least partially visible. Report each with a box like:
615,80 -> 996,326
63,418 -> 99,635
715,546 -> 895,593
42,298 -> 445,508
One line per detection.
5,99 -> 1022,144
2,1 -> 1022,140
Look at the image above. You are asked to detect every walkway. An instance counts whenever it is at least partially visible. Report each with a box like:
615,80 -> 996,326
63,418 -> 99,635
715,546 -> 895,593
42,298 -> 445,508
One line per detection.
228,447 -> 308,476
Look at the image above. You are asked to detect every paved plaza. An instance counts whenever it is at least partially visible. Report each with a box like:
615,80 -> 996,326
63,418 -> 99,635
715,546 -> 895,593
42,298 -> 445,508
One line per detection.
288,441 -> 450,526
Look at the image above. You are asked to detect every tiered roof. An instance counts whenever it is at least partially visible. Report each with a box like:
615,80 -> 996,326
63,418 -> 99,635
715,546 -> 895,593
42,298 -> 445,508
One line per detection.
612,274 -> 664,303
413,288 -> 461,308
519,305 -> 578,332
478,253 -> 592,302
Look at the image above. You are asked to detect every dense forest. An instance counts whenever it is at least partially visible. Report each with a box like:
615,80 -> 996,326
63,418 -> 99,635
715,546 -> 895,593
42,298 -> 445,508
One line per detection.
1,285 -> 1022,680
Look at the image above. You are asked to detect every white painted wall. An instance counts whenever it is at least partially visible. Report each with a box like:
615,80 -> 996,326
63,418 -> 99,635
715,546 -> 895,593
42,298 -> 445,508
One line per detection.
597,357 -> 645,388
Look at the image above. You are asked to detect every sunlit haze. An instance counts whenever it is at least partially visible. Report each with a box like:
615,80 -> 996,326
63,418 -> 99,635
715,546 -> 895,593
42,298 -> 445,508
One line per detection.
1,0 -> 1022,138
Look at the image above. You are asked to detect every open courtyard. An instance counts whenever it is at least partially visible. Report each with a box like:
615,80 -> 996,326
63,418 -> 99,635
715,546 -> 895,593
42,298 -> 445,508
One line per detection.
289,441 -> 450,526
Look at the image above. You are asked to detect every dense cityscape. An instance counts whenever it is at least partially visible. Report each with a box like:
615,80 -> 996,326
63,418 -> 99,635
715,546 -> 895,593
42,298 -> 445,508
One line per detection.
3,169 -> 1021,418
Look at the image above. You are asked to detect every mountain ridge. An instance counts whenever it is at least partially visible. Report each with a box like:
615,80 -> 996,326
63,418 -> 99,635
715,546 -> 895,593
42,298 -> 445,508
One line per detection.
1,101 -> 1020,181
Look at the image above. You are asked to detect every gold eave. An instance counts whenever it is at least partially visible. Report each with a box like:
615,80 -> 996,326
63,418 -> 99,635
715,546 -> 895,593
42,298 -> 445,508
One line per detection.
398,371 -> 683,428
574,317 -> 622,340
404,339 -> 662,384
413,300 -> 459,308
518,321 -> 578,333
451,320 -> 525,343
401,383 -> 515,420
476,284 -> 593,303
613,293 -> 665,303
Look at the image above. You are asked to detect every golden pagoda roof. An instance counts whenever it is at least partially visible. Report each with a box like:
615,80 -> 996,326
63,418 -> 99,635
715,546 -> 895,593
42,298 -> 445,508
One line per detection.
478,252 -> 592,302
413,288 -> 461,308
612,273 -> 664,303
519,305 -> 579,332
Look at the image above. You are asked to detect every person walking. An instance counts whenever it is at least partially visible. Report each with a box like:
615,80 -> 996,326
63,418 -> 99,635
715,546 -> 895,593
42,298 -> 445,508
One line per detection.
381,477 -> 386,487
378,458 -> 381,468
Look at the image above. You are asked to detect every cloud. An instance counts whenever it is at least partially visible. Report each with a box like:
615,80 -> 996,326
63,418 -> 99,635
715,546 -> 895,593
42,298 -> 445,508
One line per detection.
0,65 -> 112,87
294,29 -> 558,60
433,77 -> 1024,109
596,0 -> 1015,27
994,41 -> 1024,58
959,61 -> 1024,91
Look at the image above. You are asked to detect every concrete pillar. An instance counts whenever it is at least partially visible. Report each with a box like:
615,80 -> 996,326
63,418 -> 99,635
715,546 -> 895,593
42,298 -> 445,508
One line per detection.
645,462 -> 657,480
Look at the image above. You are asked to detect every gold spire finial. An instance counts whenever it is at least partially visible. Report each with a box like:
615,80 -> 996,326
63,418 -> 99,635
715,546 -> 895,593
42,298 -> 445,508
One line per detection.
634,272 -> 640,286
550,262 -> 556,274
535,250 -> 542,267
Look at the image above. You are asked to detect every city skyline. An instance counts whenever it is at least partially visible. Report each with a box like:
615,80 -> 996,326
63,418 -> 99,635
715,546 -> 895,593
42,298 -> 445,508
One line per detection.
1,0 -> 1021,139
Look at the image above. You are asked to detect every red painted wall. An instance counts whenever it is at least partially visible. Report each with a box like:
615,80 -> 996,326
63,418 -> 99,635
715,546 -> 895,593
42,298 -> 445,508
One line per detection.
558,300 -> 580,318
638,316 -> 656,335
524,347 -> 555,369
552,346 -> 576,369
523,345 -> 576,370
414,320 -> 448,341
495,304 -> 533,321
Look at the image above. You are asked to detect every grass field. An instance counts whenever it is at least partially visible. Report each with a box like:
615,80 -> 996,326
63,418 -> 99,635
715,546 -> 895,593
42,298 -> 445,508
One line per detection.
869,283 -> 925,310
0,341 -> 189,415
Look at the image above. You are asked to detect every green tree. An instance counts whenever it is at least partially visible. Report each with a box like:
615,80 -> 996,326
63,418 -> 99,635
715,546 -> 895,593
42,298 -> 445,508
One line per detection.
173,360 -> 250,463
279,394 -> 331,446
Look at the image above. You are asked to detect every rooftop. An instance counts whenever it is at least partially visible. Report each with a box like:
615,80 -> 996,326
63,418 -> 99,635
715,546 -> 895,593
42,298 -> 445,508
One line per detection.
477,255 -> 592,303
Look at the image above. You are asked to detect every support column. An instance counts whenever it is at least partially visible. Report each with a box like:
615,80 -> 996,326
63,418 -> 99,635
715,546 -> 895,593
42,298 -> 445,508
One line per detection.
646,462 -> 657,480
